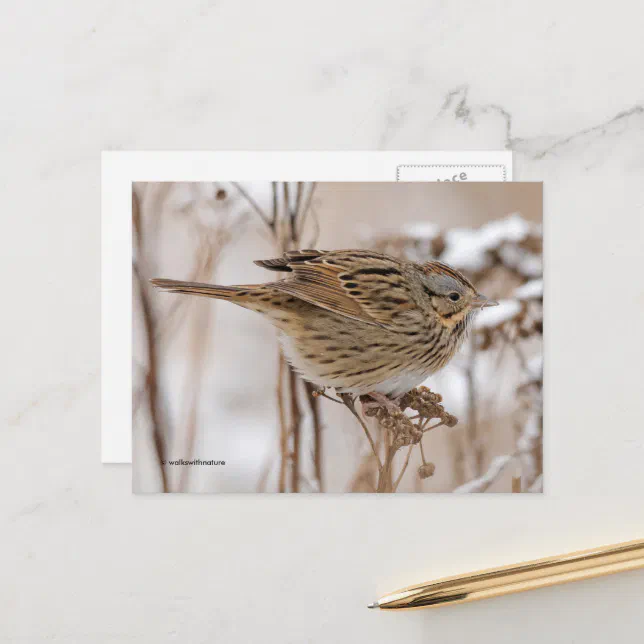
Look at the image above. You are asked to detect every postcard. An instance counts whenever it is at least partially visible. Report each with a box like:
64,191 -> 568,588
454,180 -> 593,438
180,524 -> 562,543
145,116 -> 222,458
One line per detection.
127,179 -> 542,493
102,151 -> 513,464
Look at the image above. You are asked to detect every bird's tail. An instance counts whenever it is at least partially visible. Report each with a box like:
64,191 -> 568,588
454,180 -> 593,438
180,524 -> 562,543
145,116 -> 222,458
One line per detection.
150,278 -> 248,300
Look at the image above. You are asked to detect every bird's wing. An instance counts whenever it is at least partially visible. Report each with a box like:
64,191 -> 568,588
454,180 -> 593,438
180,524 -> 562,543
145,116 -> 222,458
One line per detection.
255,249 -> 421,330
253,249 -> 329,271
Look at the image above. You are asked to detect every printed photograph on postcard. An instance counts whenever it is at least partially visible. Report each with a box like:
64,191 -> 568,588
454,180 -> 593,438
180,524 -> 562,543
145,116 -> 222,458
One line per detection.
132,181 -> 542,493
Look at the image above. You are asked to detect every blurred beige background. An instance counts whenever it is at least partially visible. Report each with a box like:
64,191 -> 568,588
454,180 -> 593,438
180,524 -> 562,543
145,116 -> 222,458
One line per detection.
133,182 -> 542,493
317,182 -> 542,238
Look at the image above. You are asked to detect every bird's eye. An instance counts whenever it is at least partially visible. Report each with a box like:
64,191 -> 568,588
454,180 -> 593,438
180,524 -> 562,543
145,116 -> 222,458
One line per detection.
448,292 -> 461,302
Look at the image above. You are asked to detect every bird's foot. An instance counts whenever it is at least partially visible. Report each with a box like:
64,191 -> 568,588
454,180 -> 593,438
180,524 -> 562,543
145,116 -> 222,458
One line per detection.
314,387 -> 344,405
361,392 -> 403,414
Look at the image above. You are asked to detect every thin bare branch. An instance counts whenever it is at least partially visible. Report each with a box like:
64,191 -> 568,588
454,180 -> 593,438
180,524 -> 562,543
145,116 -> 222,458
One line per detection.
305,204 -> 321,248
294,182 -> 303,222
304,380 -> 323,492
231,182 -> 273,230
288,364 -> 302,492
453,454 -> 515,493
132,263 -> 168,492
132,189 -> 168,492
298,182 -> 317,239
393,444 -> 416,492
419,438 -> 427,464
277,352 -> 287,493
339,394 -> 382,469
313,389 -> 343,405
422,420 -> 445,433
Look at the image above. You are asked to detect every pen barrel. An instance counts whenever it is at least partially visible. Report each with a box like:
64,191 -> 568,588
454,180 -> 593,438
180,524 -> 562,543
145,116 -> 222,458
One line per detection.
378,539 -> 644,610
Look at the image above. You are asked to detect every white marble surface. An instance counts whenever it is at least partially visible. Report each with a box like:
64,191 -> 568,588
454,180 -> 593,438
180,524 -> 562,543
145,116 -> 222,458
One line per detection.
2,1 -> 644,642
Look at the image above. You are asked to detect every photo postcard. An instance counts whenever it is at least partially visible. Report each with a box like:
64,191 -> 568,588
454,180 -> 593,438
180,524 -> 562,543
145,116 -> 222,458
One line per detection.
130,180 -> 542,493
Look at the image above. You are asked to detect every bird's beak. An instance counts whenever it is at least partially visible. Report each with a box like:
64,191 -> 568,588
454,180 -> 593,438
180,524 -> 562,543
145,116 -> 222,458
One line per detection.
472,293 -> 499,308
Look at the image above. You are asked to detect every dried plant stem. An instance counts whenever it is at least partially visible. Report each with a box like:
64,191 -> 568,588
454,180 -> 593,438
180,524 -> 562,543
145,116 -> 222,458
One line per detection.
339,394 -> 382,469
235,181 -> 321,492
294,182 -> 303,222
133,264 -> 169,492
393,443 -> 415,492
532,413 -> 543,485
276,353 -> 288,493
304,381 -> 323,492
132,190 -> 168,492
347,452 -> 378,492
297,183 -> 317,239
271,182 -> 278,224
419,438 -> 428,463
314,389 -> 343,405
377,439 -> 395,493
288,364 -> 302,492
344,387 -> 456,493
449,432 -> 467,487
178,299 -> 212,492
466,336 -> 484,477
423,420 -> 445,433
231,182 -> 272,230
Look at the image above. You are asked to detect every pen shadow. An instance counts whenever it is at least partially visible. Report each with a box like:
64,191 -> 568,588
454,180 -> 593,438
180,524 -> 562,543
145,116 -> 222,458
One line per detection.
408,569 -> 644,642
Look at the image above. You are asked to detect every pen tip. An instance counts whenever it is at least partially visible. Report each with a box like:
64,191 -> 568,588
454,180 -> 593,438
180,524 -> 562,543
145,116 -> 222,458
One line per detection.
367,602 -> 379,609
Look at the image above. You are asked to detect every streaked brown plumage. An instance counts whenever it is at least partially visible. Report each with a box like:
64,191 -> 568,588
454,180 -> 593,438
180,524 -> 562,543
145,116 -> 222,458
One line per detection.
151,249 -> 497,399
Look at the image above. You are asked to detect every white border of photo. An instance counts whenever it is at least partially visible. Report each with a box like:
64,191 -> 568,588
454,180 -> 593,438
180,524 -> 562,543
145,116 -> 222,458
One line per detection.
102,151 -> 512,463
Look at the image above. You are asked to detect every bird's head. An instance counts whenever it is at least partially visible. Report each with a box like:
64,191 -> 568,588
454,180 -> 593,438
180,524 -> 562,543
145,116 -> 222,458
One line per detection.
420,261 -> 498,325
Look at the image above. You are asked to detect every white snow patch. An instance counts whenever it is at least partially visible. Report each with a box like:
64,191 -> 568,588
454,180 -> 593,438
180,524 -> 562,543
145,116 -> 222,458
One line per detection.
235,181 -> 276,208
402,221 -> 441,240
474,299 -> 521,330
514,279 -> 543,300
498,245 -> 542,277
478,213 -> 532,245
166,182 -> 199,211
517,414 -> 541,454
441,227 -> 492,272
528,475 -> 543,493
422,368 -> 469,418
441,214 -> 536,273
523,355 -> 543,384
453,455 -> 514,493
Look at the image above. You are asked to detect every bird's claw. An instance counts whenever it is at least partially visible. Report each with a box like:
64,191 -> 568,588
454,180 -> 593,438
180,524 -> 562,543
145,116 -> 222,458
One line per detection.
361,392 -> 402,414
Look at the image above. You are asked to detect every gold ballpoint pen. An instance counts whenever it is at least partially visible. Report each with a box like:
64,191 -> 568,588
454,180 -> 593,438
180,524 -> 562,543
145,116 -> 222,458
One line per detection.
369,538 -> 644,611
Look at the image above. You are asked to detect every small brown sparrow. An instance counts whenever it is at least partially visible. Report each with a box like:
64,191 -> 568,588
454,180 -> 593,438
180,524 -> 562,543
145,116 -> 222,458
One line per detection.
151,249 -> 497,405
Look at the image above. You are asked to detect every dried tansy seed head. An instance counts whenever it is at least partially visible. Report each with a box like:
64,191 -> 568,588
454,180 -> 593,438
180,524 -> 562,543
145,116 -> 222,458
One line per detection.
347,386 -> 459,490
399,387 -> 443,410
360,386 -> 457,454
398,387 -> 451,424
443,413 -> 458,428
393,434 -> 411,449
418,463 -> 436,479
